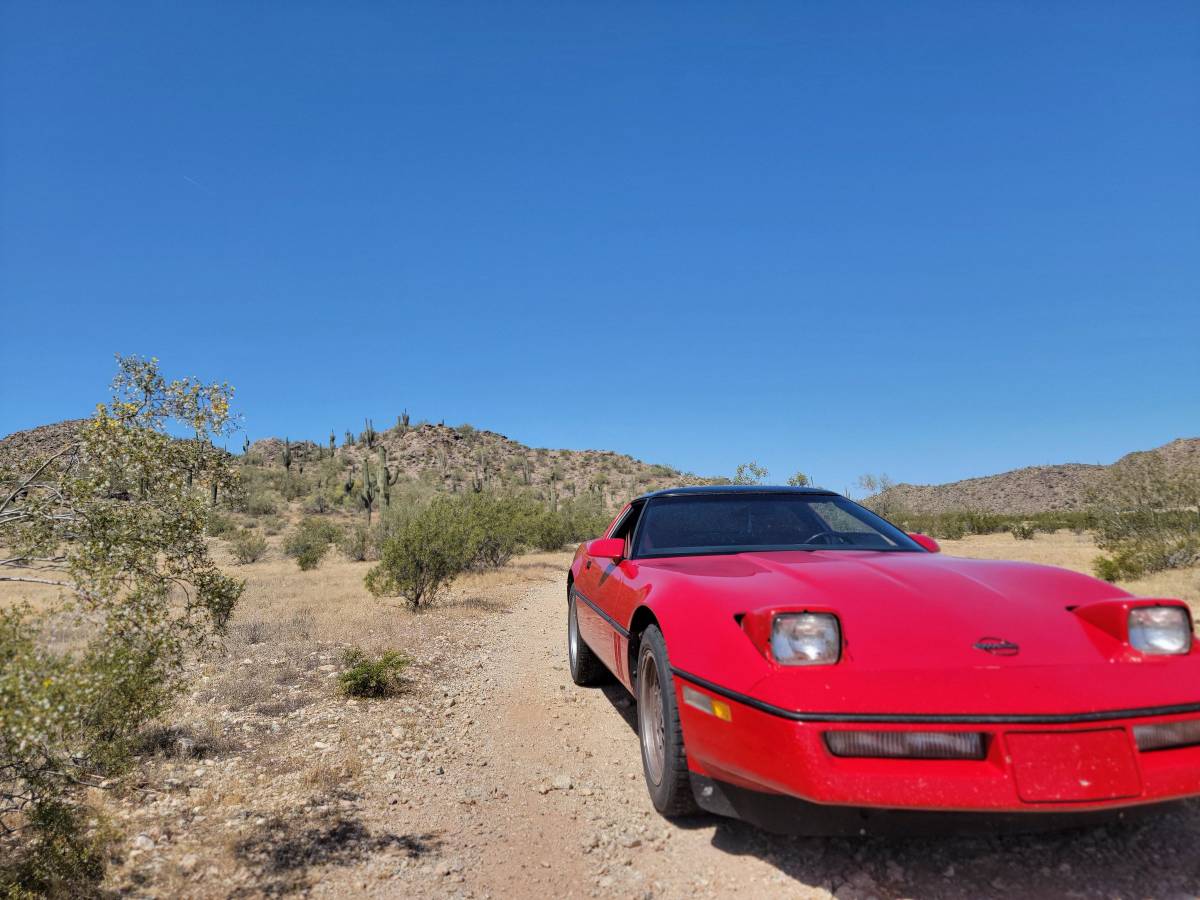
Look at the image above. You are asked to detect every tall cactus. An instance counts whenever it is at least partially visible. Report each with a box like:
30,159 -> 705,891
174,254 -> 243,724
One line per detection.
378,447 -> 399,507
343,462 -> 356,496
242,435 -> 250,455
400,409 -> 410,429
329,430 -> 336,455
360,457 -> 377,524
363,418 -> 377,449
282,438 -> 293,476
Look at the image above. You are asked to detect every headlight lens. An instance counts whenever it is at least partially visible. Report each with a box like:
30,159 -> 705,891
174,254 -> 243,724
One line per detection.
770,613 -> 840,665
1128,606 -> 1191,655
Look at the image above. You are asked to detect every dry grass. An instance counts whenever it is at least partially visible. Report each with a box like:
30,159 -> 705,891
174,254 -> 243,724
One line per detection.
209,536 -> 572,653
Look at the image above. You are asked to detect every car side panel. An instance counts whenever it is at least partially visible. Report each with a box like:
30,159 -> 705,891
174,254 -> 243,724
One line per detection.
571,552 -> 617,672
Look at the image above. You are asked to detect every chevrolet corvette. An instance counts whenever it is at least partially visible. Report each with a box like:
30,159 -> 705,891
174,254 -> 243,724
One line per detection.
566,486 -> 1200,833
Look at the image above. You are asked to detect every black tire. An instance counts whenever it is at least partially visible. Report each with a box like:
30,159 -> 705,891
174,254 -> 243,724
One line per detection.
637,625 -> 698,816
567,585 -> 608,686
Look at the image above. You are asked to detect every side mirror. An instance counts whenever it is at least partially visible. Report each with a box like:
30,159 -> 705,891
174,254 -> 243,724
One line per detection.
586,537 -> 626,561
908,533 -> 941,553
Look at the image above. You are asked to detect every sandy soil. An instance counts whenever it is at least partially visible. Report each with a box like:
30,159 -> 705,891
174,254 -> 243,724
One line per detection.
77,531 -> 1200,898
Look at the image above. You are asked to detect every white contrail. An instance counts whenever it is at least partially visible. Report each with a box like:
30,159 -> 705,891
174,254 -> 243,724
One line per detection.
182,175 -> 214,195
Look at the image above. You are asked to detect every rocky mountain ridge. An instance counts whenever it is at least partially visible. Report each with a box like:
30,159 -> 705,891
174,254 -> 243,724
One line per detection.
875,437 -> 1200,515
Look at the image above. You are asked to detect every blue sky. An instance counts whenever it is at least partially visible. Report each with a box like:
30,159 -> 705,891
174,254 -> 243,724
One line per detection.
2,2 -> 1197,494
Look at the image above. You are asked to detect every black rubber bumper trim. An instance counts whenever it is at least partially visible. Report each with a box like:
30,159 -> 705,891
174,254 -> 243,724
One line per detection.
688,774 -> 1173,836
671,667 -> 1200,725
571,587 -> 630,639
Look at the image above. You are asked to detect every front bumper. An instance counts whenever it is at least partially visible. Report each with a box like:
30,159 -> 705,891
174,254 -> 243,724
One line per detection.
676,676 -> 1200,819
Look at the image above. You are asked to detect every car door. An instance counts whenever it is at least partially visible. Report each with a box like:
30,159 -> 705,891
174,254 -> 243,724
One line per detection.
572,504 -> 633,671
584,501 -> 647,682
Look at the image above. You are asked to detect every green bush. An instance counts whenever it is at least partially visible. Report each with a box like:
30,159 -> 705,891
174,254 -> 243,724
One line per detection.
245,491 -> 280,516
228,529 -> 268,564
0,799 -> 112,896
1010,521 -> 1037,540
462,494 -> 520,568
1093,554 -> 1124,583
338,648 -> 410,698
279,475 -> 307,502
304,493 -> 331,514
283,517 -> 341,571
338,523 -> 371,562
207,510 -> 238,537
893,508 -> 1095,541
365,497 -> 474,608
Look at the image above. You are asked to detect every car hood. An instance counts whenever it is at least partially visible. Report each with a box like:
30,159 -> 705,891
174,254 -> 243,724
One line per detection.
640,550 -> 1200,717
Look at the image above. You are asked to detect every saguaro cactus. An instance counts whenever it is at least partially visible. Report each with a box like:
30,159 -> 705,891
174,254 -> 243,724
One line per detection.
360,457 -> 378,523
282,438 -> 293,476
363,418 -> 377,449
378,447 -> 400,507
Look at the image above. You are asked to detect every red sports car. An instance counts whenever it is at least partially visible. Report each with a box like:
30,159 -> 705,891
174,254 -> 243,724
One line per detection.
567,486 -> 1200,833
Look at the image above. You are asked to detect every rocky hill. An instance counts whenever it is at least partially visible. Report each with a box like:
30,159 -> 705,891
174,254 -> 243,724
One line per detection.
0,419 -> 89,465
875,437 -> 1200,515
246,422 -> 717,506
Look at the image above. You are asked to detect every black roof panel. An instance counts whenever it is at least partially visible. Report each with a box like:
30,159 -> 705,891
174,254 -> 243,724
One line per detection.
636,484 -> 839,501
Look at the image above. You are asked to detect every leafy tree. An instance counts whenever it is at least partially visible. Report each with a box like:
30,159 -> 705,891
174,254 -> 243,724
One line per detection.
732,461 -> 768,485
786,471 -> 810,487
0,356 -> 242,889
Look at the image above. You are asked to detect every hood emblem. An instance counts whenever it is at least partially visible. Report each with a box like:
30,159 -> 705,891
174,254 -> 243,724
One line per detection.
974,637 -> 1019,656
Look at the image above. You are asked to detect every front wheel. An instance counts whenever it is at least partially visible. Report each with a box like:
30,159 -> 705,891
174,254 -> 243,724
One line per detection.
637,625 -> 698,816
567,586 -> 608,686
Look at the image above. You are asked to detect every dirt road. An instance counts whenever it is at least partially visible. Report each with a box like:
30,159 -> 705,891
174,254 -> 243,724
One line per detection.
99,549 -> 1200,898
367,568 -> 1200,900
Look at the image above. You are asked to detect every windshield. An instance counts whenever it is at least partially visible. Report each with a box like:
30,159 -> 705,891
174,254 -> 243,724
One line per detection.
632,493 -> 920,558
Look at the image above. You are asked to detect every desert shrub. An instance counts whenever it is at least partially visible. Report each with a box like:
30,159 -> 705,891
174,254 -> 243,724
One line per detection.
463,493 -> 532,568
1089,455 -> 1200,580
0,357 -> 241,893
338,523 -> 371,562
228,529 -> 269,564
283,517 -> 341,571
207,510 -> 238,537
245,491 -> 280,516
365,497 -> 474,608
928,516 -> 967,540
0,799 -> 113,895
338,648 -> 410,698
305,492 -> 331,514
1010,521 -> 1037,540
1092,554 -> 1124,583
279,475 -> 307,502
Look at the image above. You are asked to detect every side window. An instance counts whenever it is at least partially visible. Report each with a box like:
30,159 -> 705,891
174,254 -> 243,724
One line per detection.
610,501 -> 645,555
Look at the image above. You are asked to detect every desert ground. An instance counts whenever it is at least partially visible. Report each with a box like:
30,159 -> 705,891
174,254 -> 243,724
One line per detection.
7,531 -> 1200,898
